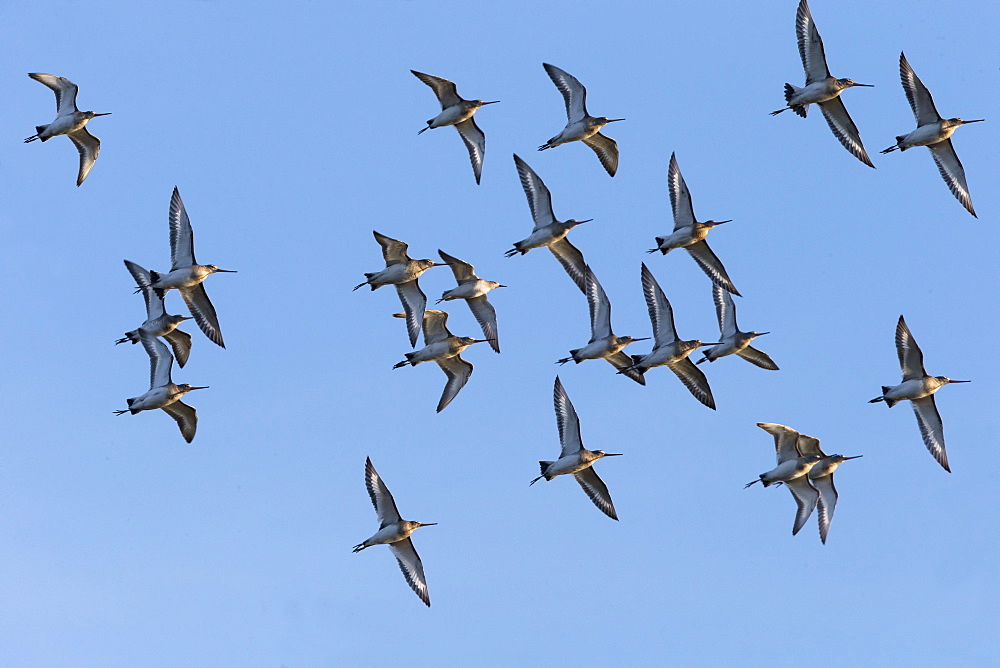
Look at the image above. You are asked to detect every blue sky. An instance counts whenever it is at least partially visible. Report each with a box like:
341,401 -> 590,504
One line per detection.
2,0 -> 998,664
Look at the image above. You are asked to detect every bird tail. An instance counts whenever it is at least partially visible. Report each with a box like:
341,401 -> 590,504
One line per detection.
538,461 -> 553,477
115,330 -> 140,345
36,125 -> 51,141
881,387 -> 898,408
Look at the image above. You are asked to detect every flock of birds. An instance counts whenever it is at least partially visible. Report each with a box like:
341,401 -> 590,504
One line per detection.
22,0 -> 980,607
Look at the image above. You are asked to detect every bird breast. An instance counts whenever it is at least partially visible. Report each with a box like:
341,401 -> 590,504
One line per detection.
788,79 -> 842,106
430,104 -> 477,128
899,123 -> 952,149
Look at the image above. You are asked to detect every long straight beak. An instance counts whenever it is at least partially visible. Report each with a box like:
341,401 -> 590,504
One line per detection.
432,263 -> 451,267
631,337 -> 651,342
755,332 -> 771,336
189,386 -> 210,391
843,455 -> 864,460
607,118 -> 626,122
215,269 -> 238,273
948,379 -> 971,383
94,112 -> 113,116
575,219 -> 593,224
482,101 -> 500,105
852,83 -> 874,87
471,339 -> 494,344
603,453 -> 624,456
711,220 -> 733,225
961,119 -> 985,124
419,522 -> 438,527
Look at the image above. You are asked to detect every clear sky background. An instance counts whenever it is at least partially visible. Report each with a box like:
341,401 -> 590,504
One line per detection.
2,0 -> 998,664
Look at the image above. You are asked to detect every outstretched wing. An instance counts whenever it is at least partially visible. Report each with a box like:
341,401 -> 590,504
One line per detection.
667,357 -> 716,410
411,70 -> 461,109
179,283 -> 225,348
574,467 -> 618,520
436,355 -> 473,412
894,316 -> 926,381
454,118 -> 486,185
29,73 -> 79,116
686,241 -> 741,296
928,140 -> 976,218
389,538 -> 431,607
168,187 -> 197,269
364,457 -> 403,527
818,97 -> 875,168
543,63 -> 589,122
795,0 -> 831,84
67,127 -> 100,186
161,400 -> 198,443
582,133 -> 618,177
513,154 -> 556,230
640,263 -> 679,347
911,396 -> 951,473
899,53 -> 941,127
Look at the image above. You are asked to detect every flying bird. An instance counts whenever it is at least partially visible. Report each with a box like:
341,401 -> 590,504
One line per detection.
411,70 -> 498,184
436,250 -> 504,353
23,73 -> 111,186
747,423 -> 825,536
794,434 -> 862,544
505,154 -> 590,294
392,310 -> 490,412
696,285 -> 777,369
623,264 -> 720,409
355,231 -> 448,347
117,260 -> 193,367
146,188 -> 236,348
869,315 -> 969,472
530,377 -> 622,520
538,63 -> 624,176
557,267 -> 648,385
649,153 -> 741,296
353,457 -> 435,607
880,52 -> 983,218
770,0 -> 874,167
113,331 -> 207,443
